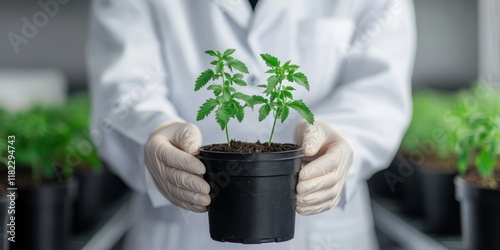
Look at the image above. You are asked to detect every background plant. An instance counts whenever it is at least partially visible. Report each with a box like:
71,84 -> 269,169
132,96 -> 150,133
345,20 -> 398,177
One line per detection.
195,49 -> 254,146
0,95 -> 101,184
253,54 -> 314,145
400,90 -> 456,166
447,83 -> 500,189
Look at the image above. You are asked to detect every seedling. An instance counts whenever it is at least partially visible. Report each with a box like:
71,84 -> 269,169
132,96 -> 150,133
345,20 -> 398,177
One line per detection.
448,86 -> 500,189
253,54 -> 314,145
195,49 -> 254,146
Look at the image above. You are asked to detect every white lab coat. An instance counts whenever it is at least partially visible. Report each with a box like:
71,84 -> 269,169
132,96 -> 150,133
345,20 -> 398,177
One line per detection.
86,0 -> 416,249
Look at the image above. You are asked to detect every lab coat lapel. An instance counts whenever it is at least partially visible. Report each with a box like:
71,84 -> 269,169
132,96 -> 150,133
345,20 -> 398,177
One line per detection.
209,0 -> 252,31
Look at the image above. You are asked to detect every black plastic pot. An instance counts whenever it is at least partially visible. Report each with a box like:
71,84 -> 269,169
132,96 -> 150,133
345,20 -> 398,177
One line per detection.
399,160 -> 423,216
73,168 -> 105,232
455,176 -> 500,250
100,166 -> 129,207
199,146 -> 302,244
367,157 -> 404,199
417,166 -> 460,234
11,179 -> 78,250
0,192 -> 10,250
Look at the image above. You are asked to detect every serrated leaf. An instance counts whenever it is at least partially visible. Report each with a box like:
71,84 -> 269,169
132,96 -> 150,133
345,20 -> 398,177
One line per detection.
283,60 -> 291,68
232,100 -> 245,122
233,79 -> 247,86
216,61 -> 224,74
265,75 -> 279,94
265,69 -> 275,74
195,69 -> 214,91
205,50 -> 217,57
282,90 -> 293,100
252,95 -> 267,104
227,58 -> 249,74
280,105 -> 289,123
284,86 -> 296,91
196,98 -> 218,121
233,93 -> 253,107
207,84 -> 222,96
223,49 -> 236,57
475,144 -> 495,178
258,104 -> 272,122
228,87 -> 237,93
288,64 -> 300,69
210,60 -> 218,65
292,72 -> 310,91
224,72 -> 232,80
288,100 -> 314,124
233,73 -> 243,79
215,106 -> 231,130
260,54 -> 280,68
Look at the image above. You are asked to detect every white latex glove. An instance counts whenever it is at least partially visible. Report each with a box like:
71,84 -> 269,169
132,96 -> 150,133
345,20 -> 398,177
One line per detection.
144,121 -> 211,212
295,119 -> 353,215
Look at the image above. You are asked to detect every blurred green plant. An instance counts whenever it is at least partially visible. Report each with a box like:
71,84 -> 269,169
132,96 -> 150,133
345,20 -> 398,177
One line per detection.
447,83 -> 500,189
0,95 -> 101,185
401,90 -> 456,162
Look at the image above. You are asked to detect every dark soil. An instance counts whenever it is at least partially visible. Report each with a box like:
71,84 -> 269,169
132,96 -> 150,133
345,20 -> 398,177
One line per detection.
463,170 -> 500,190
0,168 -> 66,189
202,140 -> 300,153
398,151 -> 456,173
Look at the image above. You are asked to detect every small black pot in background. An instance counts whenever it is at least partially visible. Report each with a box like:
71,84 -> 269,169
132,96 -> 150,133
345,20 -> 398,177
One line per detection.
0,191 -> 10,250
199,146 -> 302,244
100,166 -> 129,207
455,176 -> 500,250
73,168 -> 105,232
367,157 -> 404,199
417,166 -> 460,234
396,156 -> 423,216
12,179 -> 78,250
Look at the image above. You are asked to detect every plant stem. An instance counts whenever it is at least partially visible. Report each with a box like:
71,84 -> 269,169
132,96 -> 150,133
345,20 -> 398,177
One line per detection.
225,126 -> 231,147
268,112 -> 278,146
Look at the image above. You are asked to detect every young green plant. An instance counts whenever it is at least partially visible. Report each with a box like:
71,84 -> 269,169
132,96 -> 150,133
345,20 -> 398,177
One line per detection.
253,54 -> 315,146
195,49 -> 254,147
448,87 -> 500,189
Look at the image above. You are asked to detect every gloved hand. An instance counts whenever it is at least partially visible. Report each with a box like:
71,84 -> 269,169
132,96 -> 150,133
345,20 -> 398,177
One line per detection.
295,119 -> 353,215
144,121 -> 211,212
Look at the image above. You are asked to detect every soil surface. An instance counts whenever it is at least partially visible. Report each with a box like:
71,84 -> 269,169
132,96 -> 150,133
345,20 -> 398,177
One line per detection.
463,170 -> 500,190
398,151 -> 456,173
202,140 -> 300,153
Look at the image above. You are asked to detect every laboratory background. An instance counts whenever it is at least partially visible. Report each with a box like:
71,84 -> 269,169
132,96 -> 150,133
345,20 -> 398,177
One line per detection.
0,0 -> 499,250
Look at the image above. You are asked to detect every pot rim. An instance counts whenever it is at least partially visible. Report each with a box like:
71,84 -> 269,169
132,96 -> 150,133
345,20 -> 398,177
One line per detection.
199,144 -> 303,156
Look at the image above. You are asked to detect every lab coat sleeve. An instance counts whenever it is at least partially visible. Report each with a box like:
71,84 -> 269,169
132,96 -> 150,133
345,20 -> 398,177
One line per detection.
312,0 -> 416,202
86,0 -> 178,207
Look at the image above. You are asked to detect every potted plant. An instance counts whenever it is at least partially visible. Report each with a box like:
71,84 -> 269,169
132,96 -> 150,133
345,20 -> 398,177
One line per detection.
63,95 -> 105,232
450,85 -> 500,250
1,106 -> 77,250
195,49 -> 314,243
401,90 -> 461,233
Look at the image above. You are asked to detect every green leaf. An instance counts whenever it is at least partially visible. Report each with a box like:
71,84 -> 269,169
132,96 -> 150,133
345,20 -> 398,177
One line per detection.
195,69 -> 214,91
233,73 -> 244,79
280,106 -> 289,123
257,84 -> 267,88
233,79 -> 247,86
258,104 -> 272,122
215,106 -> 231,130
207,85 -> 222,96
475,144 -> 496,178
288,100 -> 314,124
260,54 -> 280,68
292,72 -> 310,91
196,98 -> 218,121
216,61 -> 224,74
232,100 -> 245,122
210,60 -> 218,65
284,86 -> 296,91
227,58 -> 249,74
265,75 -> 279,94
233,93 -> 253,107
252,95 -> 267,104
205,50 -> 218,57
282,90 -> 293,100
223,49 -> 236,57
457,153 -> 469,174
